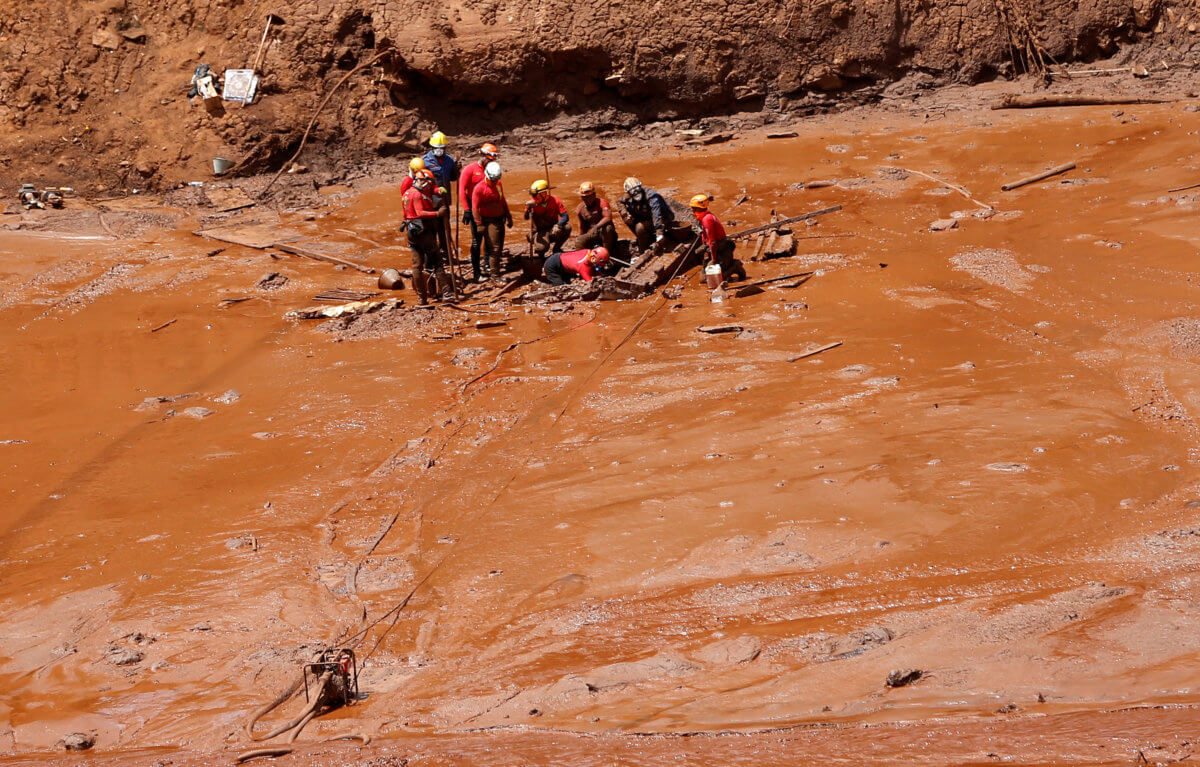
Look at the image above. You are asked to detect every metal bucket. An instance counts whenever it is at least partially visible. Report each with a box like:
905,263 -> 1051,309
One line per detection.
212,157 -> 233,175
378,268 -> 404,290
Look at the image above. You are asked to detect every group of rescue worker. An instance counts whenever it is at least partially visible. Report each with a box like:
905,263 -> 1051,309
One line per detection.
399,132 -> 745,304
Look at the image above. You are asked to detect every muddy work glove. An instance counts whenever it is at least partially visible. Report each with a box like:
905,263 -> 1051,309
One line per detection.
505,214 -> 514,229
462,209 -> 473,225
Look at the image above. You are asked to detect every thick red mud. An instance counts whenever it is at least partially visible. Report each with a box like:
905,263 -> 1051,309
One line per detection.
5,99 -> 1200,765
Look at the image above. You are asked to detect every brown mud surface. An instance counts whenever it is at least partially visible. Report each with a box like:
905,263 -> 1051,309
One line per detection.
6,92 -> 1200,765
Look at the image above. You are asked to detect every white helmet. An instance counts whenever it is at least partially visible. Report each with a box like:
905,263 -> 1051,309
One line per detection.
623,177 -> 642,194
485,161 -> 502,181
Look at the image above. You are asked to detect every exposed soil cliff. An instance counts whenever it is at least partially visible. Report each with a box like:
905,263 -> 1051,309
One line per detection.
0,0 -> 1192,189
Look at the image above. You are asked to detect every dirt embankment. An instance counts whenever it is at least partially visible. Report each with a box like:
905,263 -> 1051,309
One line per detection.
0,0 -> 1190,192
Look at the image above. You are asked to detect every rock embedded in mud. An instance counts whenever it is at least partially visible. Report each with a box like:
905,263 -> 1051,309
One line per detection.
885,668 -> 923,688
107,646 -> 144,666
255,272 -> 288,290
213,389 -> 241,404
181,406 -> 214,419
58,732 -> 96,751
930,218 -> 958,231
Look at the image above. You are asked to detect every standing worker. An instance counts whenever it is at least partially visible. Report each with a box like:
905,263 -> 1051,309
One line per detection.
470,161 -> 513,285
399,156 -> 425,194
459,143 -> 500,282
543,246 -> 610,286
617,177 -> 677,255
690,194 -> 746,282
574,182 -> 617,253
423,132 -> 460,287
524,179 -> 571,258
403,170 -> 452,305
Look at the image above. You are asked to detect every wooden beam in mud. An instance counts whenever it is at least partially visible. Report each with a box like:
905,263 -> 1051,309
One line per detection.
727,205 -> 842,241
1001,162 -> 1076,192
275,243 -> 376,274
991,94 -> 1173,109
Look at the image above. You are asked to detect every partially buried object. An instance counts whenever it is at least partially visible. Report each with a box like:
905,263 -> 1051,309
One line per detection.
379,268 -> 404,290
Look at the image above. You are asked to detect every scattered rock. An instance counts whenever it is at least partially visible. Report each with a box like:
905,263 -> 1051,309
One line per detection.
451,348 -> 486,366
252,432 -> 275,440
106,646 -> 144,666
885,668 -> 923,688
693,636 -> 763,666
929,218 -> 959,231
181,406 -> 214,419
58,732 -> 96,751
997,703 -> 1022,714
91,28 -> 121,50
213,389 -> 241,405
135,392 -> 198,411
256,272 -> 288,290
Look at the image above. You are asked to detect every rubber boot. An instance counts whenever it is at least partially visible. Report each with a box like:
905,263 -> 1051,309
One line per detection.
414,270 -> 430,306
435,270 -> 454,302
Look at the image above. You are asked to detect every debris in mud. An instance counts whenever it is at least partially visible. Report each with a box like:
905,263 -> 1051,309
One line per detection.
693,636 -> 763,666
181,406 -> 214,419
929,218 -> 958,231
996,703 -> 1022,714
57,732 -> 96,751
256,272 -> 288,290
1002,161 -> 1077,191
697,324 -> 744,334
885,668 -> 923,687
788,340 -> 843,362
286,298 -> 399,320
106,646 -> 144,666
767,131 -> 799,139
213,389 -> 241,404
149,319 -> 177,333
135,393 -> 198,411
986,462 -> 1029,472
475,319 -> 508,329
314,288 -> 381,303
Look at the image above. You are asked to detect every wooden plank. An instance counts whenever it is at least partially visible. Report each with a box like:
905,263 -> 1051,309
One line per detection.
787,340 -> 842,362
276,242 -> 376,274
1001,162 -> 1076,191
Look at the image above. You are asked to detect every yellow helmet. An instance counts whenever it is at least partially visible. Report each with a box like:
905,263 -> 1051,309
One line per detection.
689,193 -> 712,210
530,179 -> 550,196
429,131 -> 448,147
578,181 -> 595,196
409,157 -> 426,172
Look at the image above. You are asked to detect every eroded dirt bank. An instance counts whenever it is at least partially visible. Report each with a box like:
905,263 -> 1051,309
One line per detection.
2,0 -> 1199,190
5,92 -> 1200,765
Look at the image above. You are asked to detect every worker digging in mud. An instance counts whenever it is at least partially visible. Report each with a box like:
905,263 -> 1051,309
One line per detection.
574,181 -> 617,253
617,177 -> 681,257
402,169 -> 452,305
690,194 -> 746,282
470,160 -> 513,285
523,179 -> 571,278
543,246 -> 610,286
459,143 -> 500,282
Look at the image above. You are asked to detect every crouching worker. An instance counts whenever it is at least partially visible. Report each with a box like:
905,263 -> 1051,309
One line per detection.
690,194 -> 746,283
574,182 -> 617,253
525,180 -> 571,256
403,170 -> 453,304
543,246 -> 609,286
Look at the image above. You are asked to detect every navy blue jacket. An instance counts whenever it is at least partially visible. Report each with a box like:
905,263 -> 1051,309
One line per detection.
422,150 -> 460,190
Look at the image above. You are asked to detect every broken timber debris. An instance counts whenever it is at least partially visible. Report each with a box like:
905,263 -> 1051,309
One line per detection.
728,205 -> 841,241
313,288 -> 380,303
697,324 -> 743,334
991,94 -> 1170,109
285,298 -> 398,320
788,340 -> 843,362
1001,162 -> 1076,191
275,243 -> 376,274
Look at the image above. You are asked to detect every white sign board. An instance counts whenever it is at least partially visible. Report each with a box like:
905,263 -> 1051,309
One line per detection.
222,69 -> 259,103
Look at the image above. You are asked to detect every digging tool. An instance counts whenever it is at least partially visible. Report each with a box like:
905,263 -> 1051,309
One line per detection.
249,14 -> 285,79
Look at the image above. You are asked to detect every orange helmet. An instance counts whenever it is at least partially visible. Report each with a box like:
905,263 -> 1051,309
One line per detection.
414,169 -> 436,188
579,181 -> 595,196
480,143 -> 499,159
588,247 -> 610,264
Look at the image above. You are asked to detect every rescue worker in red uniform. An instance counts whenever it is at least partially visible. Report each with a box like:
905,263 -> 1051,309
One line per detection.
524,179 -> 571,257
403,170 -> 452,304
470,161 -> 513,284
543,246 -> 609,286
690,194 -> 745,282
574,181 -> 617,253
399,156 -> 424,195
459,143 -> 500,282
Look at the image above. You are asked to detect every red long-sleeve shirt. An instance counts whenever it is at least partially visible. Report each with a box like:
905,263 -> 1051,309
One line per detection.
403,187 -> 439,220
527,195 -> 567,229
471,180 -> 508,219
560,249 -> 596,282
400,174 -> 414,195
696,210 -> 727,248
459,161 -> 486,211
576,197 -> 612,232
